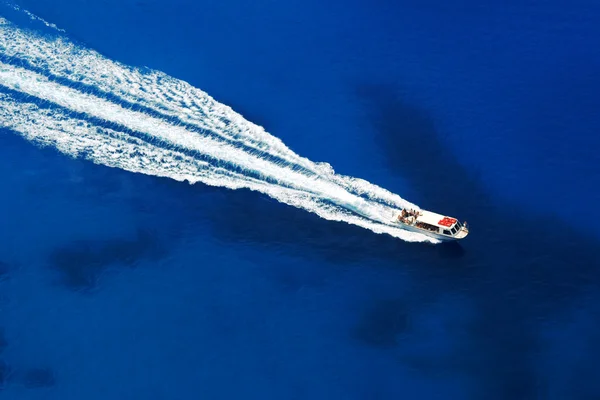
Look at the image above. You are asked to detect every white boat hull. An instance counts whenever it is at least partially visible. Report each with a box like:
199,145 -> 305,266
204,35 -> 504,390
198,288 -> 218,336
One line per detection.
397,222 -> 461,242
393,208 -> 469,241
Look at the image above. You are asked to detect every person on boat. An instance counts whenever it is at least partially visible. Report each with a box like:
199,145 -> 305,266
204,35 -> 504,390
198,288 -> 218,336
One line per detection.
398,211 -> 405,222
398,209 -> 409,223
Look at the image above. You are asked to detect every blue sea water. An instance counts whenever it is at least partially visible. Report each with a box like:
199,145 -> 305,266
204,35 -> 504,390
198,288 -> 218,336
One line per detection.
1,0 -> 600,398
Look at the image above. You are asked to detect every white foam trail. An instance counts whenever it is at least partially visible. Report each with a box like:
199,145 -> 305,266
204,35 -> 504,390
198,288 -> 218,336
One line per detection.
0,23 -> 414,210
0,20 -> 436,243
0,92 -> 424,241
8,4 -> 65,32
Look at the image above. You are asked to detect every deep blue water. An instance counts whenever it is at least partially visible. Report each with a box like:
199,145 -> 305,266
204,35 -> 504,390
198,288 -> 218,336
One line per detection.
1,0 -> 600,398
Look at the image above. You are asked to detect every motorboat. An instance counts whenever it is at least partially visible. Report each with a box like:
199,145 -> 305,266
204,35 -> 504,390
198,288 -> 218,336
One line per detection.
394,208 -> 469,241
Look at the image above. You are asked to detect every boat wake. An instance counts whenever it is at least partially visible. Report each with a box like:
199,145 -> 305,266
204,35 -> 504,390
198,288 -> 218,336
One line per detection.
0,16 -> 437,243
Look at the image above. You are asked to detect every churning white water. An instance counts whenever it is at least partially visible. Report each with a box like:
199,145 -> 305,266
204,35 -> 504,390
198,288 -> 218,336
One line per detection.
0,17 -> 435,243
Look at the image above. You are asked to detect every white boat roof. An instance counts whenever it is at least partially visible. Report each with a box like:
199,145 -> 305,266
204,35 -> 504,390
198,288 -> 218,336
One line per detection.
416,210 -> 458,228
